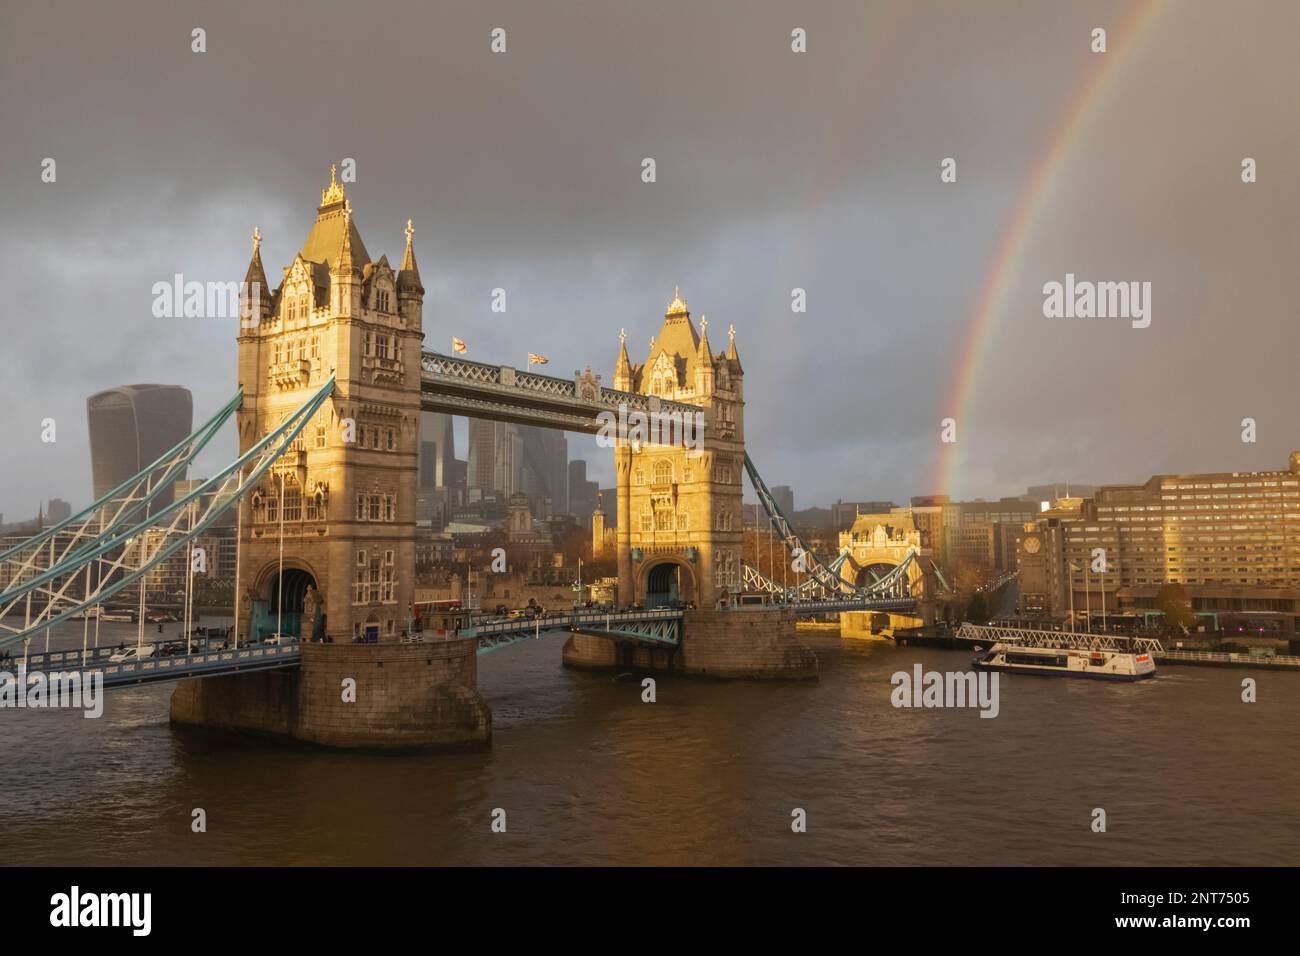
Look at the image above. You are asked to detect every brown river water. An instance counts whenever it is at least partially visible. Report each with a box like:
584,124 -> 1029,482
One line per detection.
2,620 -> 1298,865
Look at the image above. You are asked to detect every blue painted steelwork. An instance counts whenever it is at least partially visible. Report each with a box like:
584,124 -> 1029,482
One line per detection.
742,450 -> 922,607
20,641 -> 303,689
0,390 -> 243,567
470,608 -> 682,654
0,378 -> 336,647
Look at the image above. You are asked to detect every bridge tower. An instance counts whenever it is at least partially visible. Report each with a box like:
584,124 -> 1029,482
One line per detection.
233,166 -> 425,644
613,289 -> 745,609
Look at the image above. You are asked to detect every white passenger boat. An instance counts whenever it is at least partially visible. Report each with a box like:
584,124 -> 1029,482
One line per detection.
958,623 -> 1160,682
973,642 -> 1156,681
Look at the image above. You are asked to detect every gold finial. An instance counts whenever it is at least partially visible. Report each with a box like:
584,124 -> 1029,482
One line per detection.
405,218 -> 414,245
729,323 -> 736,342
252,226 -> 261,252
619,327 -> 626,345
343,199 -> 352,224
668,285 -> 688,314
321,162 -> 346,205
700,315 -> 708,333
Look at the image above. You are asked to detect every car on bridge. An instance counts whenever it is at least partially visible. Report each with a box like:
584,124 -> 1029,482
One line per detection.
109,645 -> 156,663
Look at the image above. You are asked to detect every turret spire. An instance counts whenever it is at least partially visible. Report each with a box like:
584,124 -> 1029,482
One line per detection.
244,226 -> 268,285
321,162 -> 345,206
697,314 -> 713,359
397,217 -> 424,294
614,326 -> 633,390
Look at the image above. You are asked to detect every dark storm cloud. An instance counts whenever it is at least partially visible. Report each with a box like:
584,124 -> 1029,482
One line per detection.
0,0 -> 1295,518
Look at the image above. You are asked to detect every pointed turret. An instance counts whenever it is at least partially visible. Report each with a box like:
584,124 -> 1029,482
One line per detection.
396,218 -> 424,329
396,218 -> 424,294
614,326 -> 633,391
241,227 -> 272,327
694,315 -> 715,395
331,200 -> 361,315
726,322 -> 743,373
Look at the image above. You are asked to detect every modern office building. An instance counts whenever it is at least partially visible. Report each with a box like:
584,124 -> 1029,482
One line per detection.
87,384 -> 193,508
467,419 -> 522,497
1016,453 -> 1300,632
418,412 -> 456,489
568,459 -> 600,527
518,425 -> 568,517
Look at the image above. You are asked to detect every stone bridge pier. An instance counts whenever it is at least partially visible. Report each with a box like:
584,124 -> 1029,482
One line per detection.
563,607 -> 818,680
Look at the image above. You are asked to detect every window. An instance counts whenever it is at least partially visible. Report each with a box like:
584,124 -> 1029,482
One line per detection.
369,494 -> 382,521
283,485 -> 301,521
315,424 -> 326,448
386,429 -> 395,451
653,460 -> 672,484
356,494 -> 366,520
364,332 -> 373,356
377,335 -> 390,359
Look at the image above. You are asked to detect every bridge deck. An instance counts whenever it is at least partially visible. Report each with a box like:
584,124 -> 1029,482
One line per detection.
21,642 -> 302,688
420,351 -> 702,435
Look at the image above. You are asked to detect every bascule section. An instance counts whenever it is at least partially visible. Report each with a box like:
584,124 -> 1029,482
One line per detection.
612,289 -> 746,610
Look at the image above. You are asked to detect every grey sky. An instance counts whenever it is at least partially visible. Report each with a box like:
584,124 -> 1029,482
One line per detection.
1,0 -> 1296,520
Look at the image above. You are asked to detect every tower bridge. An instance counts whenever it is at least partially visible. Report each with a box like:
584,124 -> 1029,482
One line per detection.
0,168 -> 930,750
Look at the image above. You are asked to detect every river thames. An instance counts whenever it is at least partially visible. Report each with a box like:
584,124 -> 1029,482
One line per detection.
2,622 -> 1298,866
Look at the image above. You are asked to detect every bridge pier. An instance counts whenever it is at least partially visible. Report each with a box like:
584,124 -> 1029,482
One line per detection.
169,639 -> 491,751
839,609 -> 928,640
563,607 -> 818,680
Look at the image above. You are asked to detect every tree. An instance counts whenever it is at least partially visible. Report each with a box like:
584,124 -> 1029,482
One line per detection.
1153,583 -> 1196,634
964,592 -> 989,624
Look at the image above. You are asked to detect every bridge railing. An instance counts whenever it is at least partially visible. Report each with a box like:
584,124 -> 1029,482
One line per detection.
420,351 -> 702,418
17,640 -> 302,688
469,607 -> 682,636
956,623 -> 1164,654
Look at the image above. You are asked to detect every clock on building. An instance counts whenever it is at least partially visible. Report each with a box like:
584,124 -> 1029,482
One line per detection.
1022,535 -> 1042,555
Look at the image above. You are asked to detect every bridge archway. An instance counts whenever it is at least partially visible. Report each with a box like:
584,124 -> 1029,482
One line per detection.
252,562 -> 319,641
639,558 -> 697,609
856,563 -> 897,587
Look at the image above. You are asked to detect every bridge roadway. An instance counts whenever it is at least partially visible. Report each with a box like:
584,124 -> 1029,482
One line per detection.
12,598 -> 914,689
420,351 -> 703,434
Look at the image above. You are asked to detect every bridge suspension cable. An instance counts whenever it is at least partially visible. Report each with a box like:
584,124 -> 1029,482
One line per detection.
0,390 -> 243,582
0,378 -> 336,648
741,451 -> 918,604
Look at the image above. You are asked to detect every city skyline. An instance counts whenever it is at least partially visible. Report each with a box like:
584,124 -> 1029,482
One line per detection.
2,1 -> 1296,518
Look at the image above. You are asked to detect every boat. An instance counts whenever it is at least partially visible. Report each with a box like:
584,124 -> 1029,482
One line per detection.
974,641 -> 1155,681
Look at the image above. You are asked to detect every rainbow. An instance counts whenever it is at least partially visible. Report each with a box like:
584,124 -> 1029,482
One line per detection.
934,0 -> 1165,496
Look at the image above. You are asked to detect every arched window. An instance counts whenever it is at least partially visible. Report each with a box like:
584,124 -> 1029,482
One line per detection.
653,459 -> 672,485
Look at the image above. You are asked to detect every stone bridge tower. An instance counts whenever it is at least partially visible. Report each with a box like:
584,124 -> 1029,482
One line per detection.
233,166 -> 425,644
613,289 -> 745,608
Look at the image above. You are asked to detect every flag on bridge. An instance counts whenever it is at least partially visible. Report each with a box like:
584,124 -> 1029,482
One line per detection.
528,353 -> 548,365
451,337 -> 467,354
